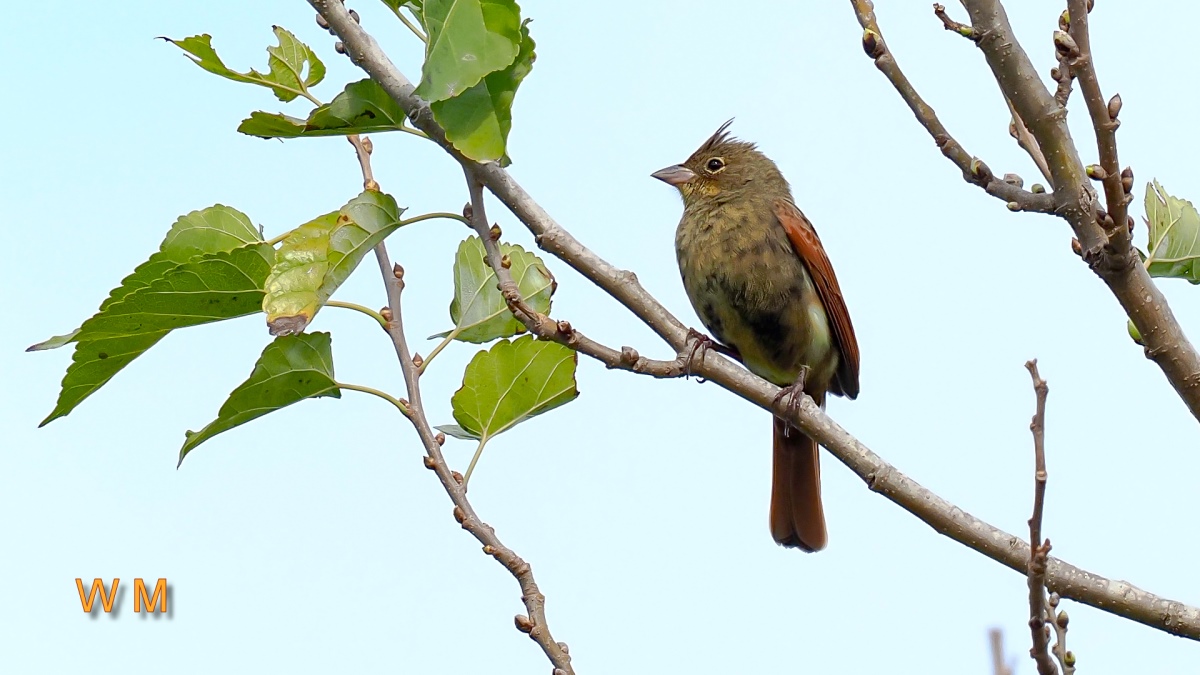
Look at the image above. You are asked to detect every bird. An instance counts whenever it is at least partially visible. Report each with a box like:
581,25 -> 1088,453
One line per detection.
652,120 -> 860,552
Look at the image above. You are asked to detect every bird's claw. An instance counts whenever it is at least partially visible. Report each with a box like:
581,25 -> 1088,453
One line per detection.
773,366 -> 810,432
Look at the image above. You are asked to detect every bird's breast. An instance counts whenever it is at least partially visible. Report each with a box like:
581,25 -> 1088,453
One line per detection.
675,201 -> 838,390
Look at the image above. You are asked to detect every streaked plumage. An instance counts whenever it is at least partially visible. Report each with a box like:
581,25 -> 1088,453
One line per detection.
653,121 -> 859,551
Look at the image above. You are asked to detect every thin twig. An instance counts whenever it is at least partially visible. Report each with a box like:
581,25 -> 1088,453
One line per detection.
933,3 -> 977,41
1007,97 -> 1052,184
989,628 -> 1013,675
1024,360 -> 1057,675
859,0 -> 1200,437
851,1 -> 1055,214
1065,0 -> 1130,242
348,135 -> 379,191
374,243 -> 573,674
311,0 -> 1200,640
343,116 -> 574,673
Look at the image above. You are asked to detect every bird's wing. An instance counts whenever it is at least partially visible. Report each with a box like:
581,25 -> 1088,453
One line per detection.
773,198 -> 860,399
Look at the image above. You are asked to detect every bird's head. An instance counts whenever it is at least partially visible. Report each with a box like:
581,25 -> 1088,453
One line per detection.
652,120 -> 787,207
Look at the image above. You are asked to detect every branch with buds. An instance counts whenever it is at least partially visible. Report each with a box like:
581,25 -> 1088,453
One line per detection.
309,0 -> 1200,644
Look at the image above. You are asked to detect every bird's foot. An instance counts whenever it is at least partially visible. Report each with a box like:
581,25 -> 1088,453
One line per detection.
772,366 -> 811,432
682,329 -> 740,379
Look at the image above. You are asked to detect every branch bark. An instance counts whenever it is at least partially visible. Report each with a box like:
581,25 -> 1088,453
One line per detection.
1024,361 -> 1057,675
309,0 -> 1200,641
949,0 -> 1200,421
348,135 -> 574,673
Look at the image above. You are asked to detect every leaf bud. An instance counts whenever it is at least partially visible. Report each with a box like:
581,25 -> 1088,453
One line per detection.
489,223 -> 502,240
1107,93 -> 1123,119
1003,173 -> 1024,187
349,8 -> 361,23
514,614 -> 534,633
452,506 -> 465,523
1053,30 -> 1079,59
862,29 -> 884,59
335,41 -> 347,55
315,13 -> 330,29
1086,164 -> 1107,180
1031,183 -> 1046,194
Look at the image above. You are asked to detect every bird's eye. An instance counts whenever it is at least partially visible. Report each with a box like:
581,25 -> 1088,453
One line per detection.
705,157 -> 726,173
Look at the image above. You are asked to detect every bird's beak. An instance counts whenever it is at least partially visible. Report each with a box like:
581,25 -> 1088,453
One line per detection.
651,165 -> 696,186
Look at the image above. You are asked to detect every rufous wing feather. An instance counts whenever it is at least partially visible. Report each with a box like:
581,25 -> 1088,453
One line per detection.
773,198 -> 860,399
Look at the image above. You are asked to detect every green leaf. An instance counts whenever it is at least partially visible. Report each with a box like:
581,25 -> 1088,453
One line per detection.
40,332 -> 169,426
414,0 -> 522,103
179,332 -> 340,465
435,423 -> 475,440
447,335 -> 577,441
383,0 -> 427,29
166,27 -> 324,103
431,18 -> 534,163
264,191 -> 406,335
1144,180 -> 1200,283
239,79 -> 411,139
75,244 -> 274,341
35,206 -> 265,424
435,235 -> 553,343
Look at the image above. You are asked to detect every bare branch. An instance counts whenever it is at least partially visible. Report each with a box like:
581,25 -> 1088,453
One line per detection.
933,3 -> 978,41
1024,360 -> 1057,675
1007,97 -> 1052,184
851,1 -> 1055,214
989,628 -> 1014,675
949,0 -> 1200,421
1065,0 -> 1130,240
310,0 -> 1200,640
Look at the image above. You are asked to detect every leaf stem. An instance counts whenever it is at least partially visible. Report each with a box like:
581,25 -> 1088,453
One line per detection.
327,300 -> 388,329
387,5 -> 428,43
398,211 -> 471,227
418,327 -> 459,375
337,381 -> 410,417
265,231 -> 291,247
462,436 -> 489,488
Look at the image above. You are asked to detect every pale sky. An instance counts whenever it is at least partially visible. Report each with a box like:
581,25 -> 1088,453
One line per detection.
4,1 -> 1198,672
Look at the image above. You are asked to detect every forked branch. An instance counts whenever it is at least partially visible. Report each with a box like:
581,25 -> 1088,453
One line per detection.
310,0 -> 1200,641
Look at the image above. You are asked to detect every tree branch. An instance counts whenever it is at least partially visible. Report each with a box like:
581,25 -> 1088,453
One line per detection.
1065,0 -> 1129,240
346,131 -> 574,672
310,0 -> 1200,641
944,0 -> 1200,422
373,243 -> 574,674
852,1 -> 1055,214
1024,360 -> 1057,675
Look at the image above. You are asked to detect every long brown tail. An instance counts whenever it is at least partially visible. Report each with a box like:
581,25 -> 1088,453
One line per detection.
769,415 -> 827,552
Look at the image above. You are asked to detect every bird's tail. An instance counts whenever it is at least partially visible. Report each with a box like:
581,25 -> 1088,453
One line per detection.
769,410 -> 828,552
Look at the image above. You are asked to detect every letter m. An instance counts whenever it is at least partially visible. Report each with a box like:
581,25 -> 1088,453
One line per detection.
134,578 -> 167,613
76,578 -> 119,613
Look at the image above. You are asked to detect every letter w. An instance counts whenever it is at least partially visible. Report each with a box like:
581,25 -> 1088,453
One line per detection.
76,578 -> 119,613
